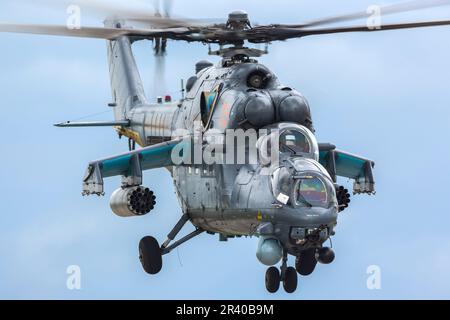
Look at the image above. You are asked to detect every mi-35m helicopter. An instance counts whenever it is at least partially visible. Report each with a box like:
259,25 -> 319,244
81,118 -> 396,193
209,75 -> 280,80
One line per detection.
1,0 -> 450,293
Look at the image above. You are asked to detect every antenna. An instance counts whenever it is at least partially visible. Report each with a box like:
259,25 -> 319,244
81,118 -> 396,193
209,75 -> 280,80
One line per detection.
181,79 -> 185,100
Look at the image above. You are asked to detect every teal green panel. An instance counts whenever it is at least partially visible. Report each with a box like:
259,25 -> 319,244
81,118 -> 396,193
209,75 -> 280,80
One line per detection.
319,150 -> 367,179
335,153 -> 366,178
102,154 -> 133,177
98,140 -> 184,179
319,151 -> 327,164
141,144 -> 176,170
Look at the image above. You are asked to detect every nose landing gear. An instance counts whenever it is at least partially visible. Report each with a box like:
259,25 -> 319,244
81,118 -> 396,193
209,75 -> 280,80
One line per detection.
265,250 -> 298,293
283,267 -> 298,293
265,267 -> 280,293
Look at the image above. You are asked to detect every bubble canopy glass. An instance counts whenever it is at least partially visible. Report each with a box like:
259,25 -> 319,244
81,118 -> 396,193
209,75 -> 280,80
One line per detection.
296,176 -> 327,204
257,123 -> 319,164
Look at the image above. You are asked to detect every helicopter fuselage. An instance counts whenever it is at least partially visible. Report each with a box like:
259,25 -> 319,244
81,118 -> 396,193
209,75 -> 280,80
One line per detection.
118,57 -> 338,255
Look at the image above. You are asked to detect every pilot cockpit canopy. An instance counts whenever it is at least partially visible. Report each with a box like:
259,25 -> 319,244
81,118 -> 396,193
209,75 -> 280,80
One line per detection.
257,123 -> 319,165
280,129 -> 311,154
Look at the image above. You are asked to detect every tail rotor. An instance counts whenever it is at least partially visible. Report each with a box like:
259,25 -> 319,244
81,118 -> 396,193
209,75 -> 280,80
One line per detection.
151,0 -> 173,99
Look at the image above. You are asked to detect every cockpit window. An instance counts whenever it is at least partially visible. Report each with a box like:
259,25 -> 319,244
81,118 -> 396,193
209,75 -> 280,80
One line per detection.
296,177 -> 327,205
271,167 -> 292,201
280,130 -> 310,154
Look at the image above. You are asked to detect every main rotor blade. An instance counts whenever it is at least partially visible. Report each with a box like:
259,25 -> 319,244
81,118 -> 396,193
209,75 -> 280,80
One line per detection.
298,19 -> 450,37
34,0 -> 155,20
279,0 -> 450,29
49,0 -> 157,18
0,23 -> 187,40
29,0 -> 212,29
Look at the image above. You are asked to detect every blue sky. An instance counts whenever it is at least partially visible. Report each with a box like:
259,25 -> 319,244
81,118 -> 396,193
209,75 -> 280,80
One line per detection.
0,0 -> 450,299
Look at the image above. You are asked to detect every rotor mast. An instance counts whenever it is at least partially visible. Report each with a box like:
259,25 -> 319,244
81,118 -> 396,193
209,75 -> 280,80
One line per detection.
209,10 -> 269,61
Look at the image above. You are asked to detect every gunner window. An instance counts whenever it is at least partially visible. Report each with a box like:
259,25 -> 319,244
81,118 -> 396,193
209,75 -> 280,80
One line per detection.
296,177 -> 327,205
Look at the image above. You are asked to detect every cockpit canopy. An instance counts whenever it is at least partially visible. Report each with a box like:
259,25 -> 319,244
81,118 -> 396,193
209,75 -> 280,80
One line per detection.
270,159 -> 336,209
265,125 -> 335,209
257,123 -> 319,165
280,129 -> 311,154
296,177 -> 327,204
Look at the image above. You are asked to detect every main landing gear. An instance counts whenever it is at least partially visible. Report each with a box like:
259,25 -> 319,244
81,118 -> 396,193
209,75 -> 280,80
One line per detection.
265,247 -> 335,293
138,214 -> 204,275
139,236 -> 162,274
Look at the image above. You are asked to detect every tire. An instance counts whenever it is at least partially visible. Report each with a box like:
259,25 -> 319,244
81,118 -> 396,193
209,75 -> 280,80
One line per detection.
296,248 -> 317,276
283,267 -> 298,293
139,236 -> 162,275
265,267 -> 280,293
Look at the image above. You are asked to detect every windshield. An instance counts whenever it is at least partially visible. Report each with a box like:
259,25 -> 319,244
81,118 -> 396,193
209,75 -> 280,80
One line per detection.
296,177 -> 327,205
280,130 -> 310,154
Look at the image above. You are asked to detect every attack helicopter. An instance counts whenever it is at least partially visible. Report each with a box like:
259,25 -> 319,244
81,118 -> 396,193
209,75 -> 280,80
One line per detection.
1,0 -> 450,293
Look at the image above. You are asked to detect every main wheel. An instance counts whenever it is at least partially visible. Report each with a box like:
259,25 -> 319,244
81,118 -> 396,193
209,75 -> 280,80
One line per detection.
296,248 -> 317,276
283,267 -> 298,293
139,236 -> 162,275
265,267 -> 280,293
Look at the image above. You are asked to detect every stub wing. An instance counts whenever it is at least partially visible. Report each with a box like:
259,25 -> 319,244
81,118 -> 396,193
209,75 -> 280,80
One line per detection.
82,139 -> 182,196
318,143 -> 375,195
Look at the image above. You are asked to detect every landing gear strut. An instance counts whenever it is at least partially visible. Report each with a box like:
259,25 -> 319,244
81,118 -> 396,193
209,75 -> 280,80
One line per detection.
265,250 -> 298,293
138,214 -> 204,275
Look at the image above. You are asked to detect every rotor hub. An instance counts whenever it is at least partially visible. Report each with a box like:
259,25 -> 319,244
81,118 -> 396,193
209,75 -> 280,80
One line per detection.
227,10 -> 251,30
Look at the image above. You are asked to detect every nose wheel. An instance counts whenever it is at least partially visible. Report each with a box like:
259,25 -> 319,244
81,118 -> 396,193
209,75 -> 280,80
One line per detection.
265,267 -> 280,293
283,267 -> 298,293
265,251 -> 298,294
